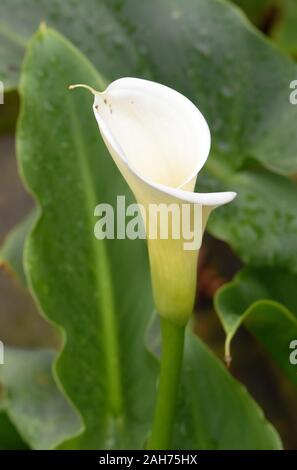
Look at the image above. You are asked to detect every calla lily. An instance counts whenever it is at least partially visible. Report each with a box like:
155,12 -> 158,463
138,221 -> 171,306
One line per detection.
70,78 -> 236,325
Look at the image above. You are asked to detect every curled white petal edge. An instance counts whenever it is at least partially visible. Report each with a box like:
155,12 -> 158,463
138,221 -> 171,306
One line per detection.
95,105 -> 236,207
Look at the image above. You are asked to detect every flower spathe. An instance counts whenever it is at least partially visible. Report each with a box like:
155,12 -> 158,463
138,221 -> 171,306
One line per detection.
70,78 -> 236,325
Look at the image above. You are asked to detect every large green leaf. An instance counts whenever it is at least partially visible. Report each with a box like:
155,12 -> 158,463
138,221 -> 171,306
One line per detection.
111,0 -> 297,171
177,331 -> 282,449
198,167 -> 297,271
2,0 -> 297,271
1,0 -> 297,173
17,26 -> 157,449
0,412 -> 28,450
0,0 -> 142,91
0,348 -> 81,449
147,319 -> 282,449
215,267 -> 297,386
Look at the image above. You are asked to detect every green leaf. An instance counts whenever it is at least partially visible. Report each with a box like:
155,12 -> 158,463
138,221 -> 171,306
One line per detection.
198,167 -> 297,272
0,348 -> 81,449
146,319 -> 282,449
1,0 -> 296,173
2,0 -> 297,271
106,0 -> 297,175
176,331 -> 282,450
0,211 -> 36,285
215,267 -> 297,386
17,26 -> 157,449
0,412 -> 28,450
0,0 -> 143,91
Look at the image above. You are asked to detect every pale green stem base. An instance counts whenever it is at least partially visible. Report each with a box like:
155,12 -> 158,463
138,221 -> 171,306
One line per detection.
147,317 -> 186,450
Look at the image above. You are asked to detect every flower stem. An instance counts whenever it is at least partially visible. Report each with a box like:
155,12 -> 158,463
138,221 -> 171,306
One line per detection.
148,317 -> 186,450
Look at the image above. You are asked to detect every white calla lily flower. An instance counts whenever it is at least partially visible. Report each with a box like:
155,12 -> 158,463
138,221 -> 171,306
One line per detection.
70,78 -> 236,325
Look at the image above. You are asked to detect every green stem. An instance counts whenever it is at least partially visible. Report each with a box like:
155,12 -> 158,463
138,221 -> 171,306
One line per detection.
148,317 -> 186,450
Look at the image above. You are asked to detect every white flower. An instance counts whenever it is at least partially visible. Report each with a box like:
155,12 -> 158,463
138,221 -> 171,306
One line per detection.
70,78 -> 236,325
